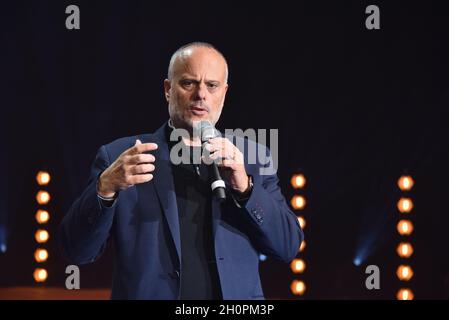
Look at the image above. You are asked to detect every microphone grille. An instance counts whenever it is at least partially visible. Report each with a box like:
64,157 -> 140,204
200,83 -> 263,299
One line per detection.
199,121 -> 219,142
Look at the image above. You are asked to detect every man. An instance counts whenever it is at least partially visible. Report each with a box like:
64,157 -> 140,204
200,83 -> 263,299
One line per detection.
59,42 -> 303,300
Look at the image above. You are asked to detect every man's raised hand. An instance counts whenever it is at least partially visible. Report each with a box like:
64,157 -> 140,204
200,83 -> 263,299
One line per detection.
97,139 -> 158,198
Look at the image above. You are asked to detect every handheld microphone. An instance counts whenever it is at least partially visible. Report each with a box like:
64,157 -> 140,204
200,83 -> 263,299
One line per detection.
199,121 -> 226,200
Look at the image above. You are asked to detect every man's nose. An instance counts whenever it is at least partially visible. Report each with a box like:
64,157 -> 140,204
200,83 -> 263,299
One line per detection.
194,83 -> 207,100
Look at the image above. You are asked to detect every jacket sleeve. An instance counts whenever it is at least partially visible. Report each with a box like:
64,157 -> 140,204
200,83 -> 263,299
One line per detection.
233,146 -> 304,263
58,145 -> 117,265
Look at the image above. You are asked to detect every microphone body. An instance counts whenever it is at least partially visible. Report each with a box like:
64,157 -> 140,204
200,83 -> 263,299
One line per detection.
199,121 -> 227,201
209,162 -> 226,200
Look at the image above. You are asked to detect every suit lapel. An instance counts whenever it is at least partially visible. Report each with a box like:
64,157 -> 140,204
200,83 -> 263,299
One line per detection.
141,124 -> 182,261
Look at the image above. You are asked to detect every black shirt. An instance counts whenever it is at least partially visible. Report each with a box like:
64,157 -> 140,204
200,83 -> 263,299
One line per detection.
167,126 -> 222,300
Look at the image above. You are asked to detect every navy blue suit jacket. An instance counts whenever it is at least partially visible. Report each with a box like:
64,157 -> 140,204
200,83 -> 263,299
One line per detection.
60,123 -> 303,299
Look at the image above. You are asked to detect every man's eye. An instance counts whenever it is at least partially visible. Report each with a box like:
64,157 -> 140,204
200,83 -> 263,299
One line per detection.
182,81 -> 194,87
207,83 -> 218,89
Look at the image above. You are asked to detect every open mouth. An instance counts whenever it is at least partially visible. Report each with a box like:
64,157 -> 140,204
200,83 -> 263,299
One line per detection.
190,106 -> 209,116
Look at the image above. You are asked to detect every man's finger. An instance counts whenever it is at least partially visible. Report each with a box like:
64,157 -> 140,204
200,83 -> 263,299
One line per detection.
130,163 -> 155,175
208,138 -> 236,154
128,142 -> 158,155
210,148 -> 236,160
219,159 -> 235,168
209,150 -> 223,159
204,143 -> 216,152
208,137 -> 228,147
127,153 -> 156,164
128,174 -> 154,185
207,151 -> 228,165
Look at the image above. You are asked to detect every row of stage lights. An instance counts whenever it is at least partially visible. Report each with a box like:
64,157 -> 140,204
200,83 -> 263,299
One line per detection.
290,174 -> 307,296
33,171 -> 51,283
287,173 -> 417,299
396,175 -> 415,300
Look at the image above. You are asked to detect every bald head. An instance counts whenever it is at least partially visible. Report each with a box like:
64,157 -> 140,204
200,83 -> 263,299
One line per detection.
167,42 -> 228,84
163,42 -> 229,130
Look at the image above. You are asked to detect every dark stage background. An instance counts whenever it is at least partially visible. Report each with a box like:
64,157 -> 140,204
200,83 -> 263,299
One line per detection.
1,0 -> 448,299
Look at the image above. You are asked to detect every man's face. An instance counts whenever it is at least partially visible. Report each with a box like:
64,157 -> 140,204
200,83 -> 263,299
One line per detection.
164,47 -> 228,131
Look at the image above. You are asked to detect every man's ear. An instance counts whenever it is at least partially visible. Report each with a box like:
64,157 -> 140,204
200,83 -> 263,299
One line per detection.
163,79 -> 171,102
